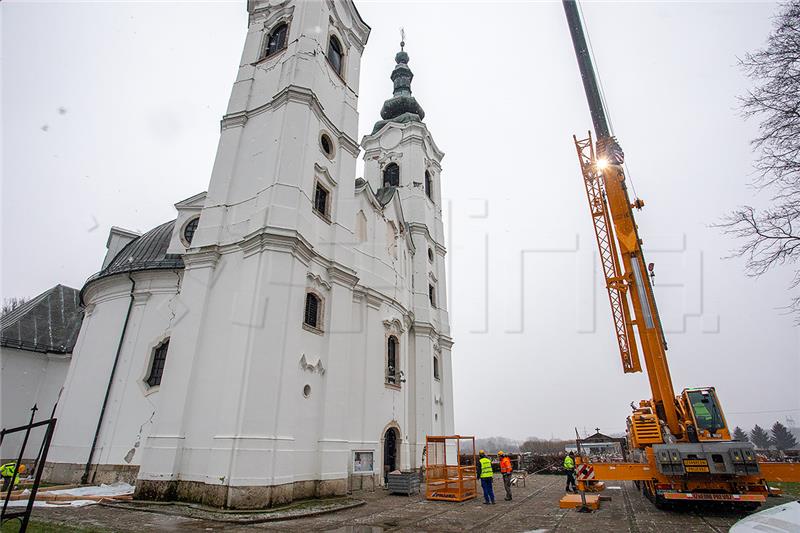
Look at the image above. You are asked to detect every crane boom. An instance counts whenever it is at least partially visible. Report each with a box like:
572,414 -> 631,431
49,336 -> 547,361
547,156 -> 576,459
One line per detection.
562,0 -> 679,436
561,1 -> 800,507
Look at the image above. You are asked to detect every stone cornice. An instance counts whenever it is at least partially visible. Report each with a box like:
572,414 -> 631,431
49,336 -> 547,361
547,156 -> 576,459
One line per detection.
361,121 -> 445,162
327,264 -> 359,288
237,228 -> 315,266
182,250 -> 221,270
365,291 -> 383,310
250,3 -> 293,29
323,0 -> 370,49
220,85 -> 360,157
382,317 -> 405,334
411,322 -> 454,349
408,223 -> 446,255
221,112 -> 248,130
307,272 -> 332,291
314,163 -> 338,188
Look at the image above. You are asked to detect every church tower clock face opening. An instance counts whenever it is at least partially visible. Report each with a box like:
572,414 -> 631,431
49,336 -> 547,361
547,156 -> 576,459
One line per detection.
43,0 -> 454,509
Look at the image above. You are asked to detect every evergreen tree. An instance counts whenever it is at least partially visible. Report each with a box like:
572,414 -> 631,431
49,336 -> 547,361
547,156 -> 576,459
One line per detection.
770,421 -> 798,451
750,424 -> 771,449
732,426 -> 749,442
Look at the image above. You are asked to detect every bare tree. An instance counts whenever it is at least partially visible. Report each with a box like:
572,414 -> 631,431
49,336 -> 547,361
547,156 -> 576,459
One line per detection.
1,297 -> 28,317
717,1 -> 800,319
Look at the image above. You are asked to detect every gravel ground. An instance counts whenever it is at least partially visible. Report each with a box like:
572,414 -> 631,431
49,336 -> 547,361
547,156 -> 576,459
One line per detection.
25,474 -> 797,532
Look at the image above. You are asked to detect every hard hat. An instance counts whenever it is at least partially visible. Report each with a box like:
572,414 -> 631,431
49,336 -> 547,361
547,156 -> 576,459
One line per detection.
479,449 -> 485,455
18,464 -> 26,474
498,451 -> 504,456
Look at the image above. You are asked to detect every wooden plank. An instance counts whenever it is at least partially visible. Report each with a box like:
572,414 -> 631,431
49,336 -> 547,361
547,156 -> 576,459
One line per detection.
559,494 -> 600,510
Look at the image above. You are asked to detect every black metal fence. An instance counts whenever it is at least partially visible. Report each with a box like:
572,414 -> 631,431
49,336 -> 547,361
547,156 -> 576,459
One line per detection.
0,405 -> 58,533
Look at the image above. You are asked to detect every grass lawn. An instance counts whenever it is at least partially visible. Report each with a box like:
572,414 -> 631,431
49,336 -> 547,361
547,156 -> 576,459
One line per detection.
1,519 -> 111,533
771,481 -> 800,497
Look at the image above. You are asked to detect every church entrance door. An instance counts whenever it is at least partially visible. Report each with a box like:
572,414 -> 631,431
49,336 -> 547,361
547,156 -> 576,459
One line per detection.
383,427 -> 399,483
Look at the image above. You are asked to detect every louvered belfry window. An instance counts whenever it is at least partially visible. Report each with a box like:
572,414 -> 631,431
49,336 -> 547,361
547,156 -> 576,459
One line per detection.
314,183 -> 329,217
383,163 -> 399,188
265,23 -> 288,57
425,170 -> 433,199
146,339 -> 170,387
304,293 -> 320,329
327,35 -> 344,76
387,335 -> 398,384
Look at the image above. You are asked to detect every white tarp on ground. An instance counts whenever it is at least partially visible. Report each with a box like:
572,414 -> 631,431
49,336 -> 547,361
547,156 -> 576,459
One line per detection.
45,482 -> 134,498
4,482 -> 135,508
730,501 -> 800,533
4,498 -> 97,508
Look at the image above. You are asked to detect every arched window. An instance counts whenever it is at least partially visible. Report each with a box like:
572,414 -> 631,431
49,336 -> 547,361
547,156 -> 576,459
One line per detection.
386,335 -> 399,385
327,35 -> 344,76
433,354 -> 441,380
425,170 -> 433,199
264,22 -> 288,58
429,283 -> 437,308
383,163 -> 399,188
145,338 -> 169,388
313,182 -> 330,218
183,216 -> 199,246
304,292 -> 321,329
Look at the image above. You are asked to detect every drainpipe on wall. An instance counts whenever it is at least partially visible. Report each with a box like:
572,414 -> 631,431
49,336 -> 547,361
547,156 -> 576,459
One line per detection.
81,273 -> 136,485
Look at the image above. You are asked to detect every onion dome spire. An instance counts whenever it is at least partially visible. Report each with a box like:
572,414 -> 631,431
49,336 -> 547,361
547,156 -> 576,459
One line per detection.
372,34 -> 425,133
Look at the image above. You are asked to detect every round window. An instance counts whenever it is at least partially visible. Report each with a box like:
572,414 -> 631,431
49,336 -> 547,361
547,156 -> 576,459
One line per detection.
303,384 -> 311,398
320,133 -> 334,159
183,217 -> 200,246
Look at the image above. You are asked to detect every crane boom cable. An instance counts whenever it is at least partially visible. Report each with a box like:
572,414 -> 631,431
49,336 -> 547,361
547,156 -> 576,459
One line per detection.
576,1 -> 641,202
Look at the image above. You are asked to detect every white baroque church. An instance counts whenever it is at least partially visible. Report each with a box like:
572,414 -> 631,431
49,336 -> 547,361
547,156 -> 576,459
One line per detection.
43,0 -> 454,508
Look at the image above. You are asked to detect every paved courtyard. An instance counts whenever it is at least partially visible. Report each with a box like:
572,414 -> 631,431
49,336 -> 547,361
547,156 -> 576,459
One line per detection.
27,474 -> 795,532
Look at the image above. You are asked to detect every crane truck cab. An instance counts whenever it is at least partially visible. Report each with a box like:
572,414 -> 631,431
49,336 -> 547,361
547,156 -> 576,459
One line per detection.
681,387 -> 731,442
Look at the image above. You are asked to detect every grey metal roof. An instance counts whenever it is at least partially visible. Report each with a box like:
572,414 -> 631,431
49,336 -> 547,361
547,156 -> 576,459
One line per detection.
374,186 -> 397,206
1,285 -> 83,354
82,220 -> 184,299
373,47 -> 425,134
97,220 -> 183,277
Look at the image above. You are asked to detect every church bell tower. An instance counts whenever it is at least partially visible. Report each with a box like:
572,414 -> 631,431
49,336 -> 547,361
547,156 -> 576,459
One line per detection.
135,0 -> 371,509
361,40 -> 455,459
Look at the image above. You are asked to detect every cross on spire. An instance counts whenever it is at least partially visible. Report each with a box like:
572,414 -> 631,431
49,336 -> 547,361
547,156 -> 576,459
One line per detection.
400,27 -> 405,51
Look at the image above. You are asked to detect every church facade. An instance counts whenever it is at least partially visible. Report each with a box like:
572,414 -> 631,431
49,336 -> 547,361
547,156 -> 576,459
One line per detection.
44,0 -> 454,508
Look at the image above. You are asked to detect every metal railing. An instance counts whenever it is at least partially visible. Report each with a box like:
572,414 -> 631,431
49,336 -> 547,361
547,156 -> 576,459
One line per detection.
1,405 -> 58,533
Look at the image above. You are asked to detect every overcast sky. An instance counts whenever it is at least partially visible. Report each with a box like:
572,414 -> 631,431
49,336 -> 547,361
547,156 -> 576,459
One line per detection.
3,0 -> 799,441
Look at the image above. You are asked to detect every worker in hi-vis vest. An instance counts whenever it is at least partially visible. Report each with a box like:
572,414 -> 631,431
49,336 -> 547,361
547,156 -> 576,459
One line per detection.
477,450 -> 495,504
563,451 -> 577,493
1,462 -> 25,491
499,451 -> 513,501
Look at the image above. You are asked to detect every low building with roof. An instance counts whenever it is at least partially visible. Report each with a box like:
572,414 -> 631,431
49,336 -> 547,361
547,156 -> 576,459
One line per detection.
1,284 -> 83,462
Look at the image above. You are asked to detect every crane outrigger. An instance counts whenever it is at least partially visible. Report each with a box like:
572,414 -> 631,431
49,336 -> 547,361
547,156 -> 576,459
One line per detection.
563,0 -> 800,508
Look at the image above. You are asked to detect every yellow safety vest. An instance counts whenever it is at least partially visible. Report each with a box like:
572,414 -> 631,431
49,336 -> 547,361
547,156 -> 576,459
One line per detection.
564,456 -> 575,469
0,462 -> 20,485
479,457 -> 494,478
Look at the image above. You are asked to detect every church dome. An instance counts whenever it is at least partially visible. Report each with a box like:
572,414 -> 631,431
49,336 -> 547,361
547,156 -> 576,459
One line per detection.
84,220 -> 184,290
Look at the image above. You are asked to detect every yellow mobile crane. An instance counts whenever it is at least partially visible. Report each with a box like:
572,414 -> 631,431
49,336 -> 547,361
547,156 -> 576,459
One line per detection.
563,0 -> 800,508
